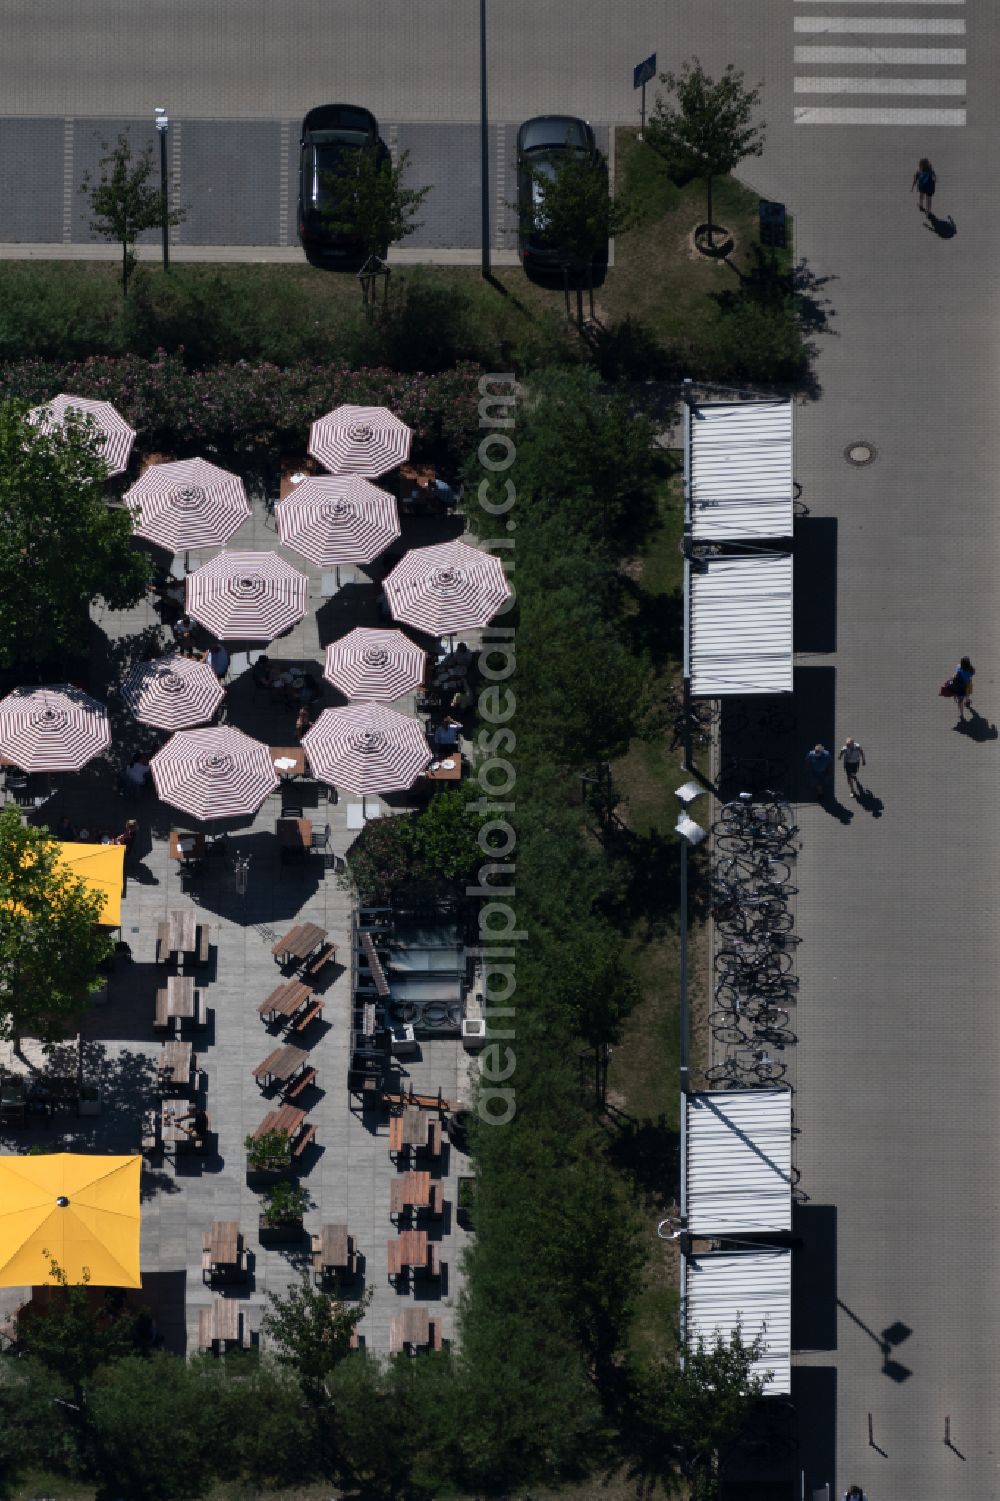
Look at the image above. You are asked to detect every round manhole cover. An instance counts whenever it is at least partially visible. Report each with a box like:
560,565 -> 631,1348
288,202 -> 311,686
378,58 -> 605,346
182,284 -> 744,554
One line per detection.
845,441 -> 877,467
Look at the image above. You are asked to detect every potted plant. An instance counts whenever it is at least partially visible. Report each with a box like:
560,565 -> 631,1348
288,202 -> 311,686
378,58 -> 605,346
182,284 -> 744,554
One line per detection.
258,1181 -> 309,1245
245,1128 -> 291,1184
78,1082 -> 101,1117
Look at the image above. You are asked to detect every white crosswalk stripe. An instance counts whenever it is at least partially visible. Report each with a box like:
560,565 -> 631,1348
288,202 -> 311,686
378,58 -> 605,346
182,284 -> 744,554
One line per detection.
794,0 -> 967,125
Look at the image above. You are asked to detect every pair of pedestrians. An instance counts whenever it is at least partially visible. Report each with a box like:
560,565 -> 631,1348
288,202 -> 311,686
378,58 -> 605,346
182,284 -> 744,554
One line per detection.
805,739 -> 865,801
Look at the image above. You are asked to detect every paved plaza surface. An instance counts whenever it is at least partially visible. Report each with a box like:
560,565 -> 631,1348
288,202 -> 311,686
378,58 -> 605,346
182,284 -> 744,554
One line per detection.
0,488 -> 477,1357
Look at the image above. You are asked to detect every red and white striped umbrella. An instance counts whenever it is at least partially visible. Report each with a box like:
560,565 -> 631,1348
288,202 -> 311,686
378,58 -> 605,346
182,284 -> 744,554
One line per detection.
384,540 -> 511,637
301,704 -> 430,796
0,685 -> 110,772
308,404 -> 412,478
323,628 -> 426,702
123,458 -> 250,554
27,394 -> 136,478
150,727 -> 278,821
185,551 -> 309,642
275,475 -> 400,568
121,656 -> 224,731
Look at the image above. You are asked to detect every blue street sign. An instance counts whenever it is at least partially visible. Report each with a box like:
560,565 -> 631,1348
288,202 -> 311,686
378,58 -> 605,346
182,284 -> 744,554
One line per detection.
634,53 -> 657,90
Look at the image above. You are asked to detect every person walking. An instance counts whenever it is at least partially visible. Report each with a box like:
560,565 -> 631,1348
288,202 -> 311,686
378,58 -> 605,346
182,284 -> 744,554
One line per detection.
843,1486 -> 867,1501
805,743 -> 833,800
838,737 -> 866,798
952,655 -> 975,719
912,158 -> 936,213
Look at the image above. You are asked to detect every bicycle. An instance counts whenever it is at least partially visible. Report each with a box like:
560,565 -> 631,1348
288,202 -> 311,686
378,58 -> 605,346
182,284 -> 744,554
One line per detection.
712,894 -> 794,937
713,848 -> 794,888
715,976 -> 799,1013
715,822 -> 798,857
719,791 -> 794,833
704,1048 -> 790,1088
709,997 -> 792,1046
716,944 -> 794,978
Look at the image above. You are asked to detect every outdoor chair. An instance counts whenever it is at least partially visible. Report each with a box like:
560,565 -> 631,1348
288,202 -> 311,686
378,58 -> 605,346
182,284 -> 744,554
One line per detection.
280,805 -> 304,821
310,824 -> 331,853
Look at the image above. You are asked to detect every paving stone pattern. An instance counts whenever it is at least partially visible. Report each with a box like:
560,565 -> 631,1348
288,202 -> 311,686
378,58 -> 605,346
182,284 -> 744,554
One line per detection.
0,486 -> 477,1356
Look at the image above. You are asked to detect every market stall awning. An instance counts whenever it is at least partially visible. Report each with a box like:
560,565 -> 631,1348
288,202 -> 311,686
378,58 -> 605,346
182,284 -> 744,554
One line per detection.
682,1248 -> 791,1394
686,553 -> 793,697
686,1090 -> 792,1235
54,841 -> 124,928
685,400 -> 793,541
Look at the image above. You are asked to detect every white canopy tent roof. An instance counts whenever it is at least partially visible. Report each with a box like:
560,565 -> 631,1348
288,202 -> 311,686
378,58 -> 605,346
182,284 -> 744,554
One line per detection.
686,1090 -> 793,1235
682,1248 -> 792,1394
685,400 -> 794,541
686,553 -> 793,697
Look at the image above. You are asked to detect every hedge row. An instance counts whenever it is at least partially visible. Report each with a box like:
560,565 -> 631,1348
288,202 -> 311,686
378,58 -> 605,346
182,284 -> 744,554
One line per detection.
0,352 -> 484,461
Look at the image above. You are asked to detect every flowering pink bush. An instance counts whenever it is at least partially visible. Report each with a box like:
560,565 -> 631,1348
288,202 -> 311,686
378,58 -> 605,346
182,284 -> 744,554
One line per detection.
0,353 -> 483,461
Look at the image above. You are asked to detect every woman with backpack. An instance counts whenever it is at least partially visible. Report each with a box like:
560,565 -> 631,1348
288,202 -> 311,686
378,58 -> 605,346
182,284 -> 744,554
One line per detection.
912,158 -> 936,214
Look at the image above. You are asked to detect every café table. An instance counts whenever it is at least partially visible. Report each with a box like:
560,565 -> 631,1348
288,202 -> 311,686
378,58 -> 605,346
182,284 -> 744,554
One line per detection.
156,1040 -> 196,1095
202,1221 -> 245,1284
168,831 -> 206,863
279,457 -> 319,502
276,817 -> 312,852
269,745 -> 305,780
165,975 -> 196,1021
253,1043 -> 309,1091
424,752 -> 463,783
160,1101 -> 193,1152
198,1296 -> 251,1353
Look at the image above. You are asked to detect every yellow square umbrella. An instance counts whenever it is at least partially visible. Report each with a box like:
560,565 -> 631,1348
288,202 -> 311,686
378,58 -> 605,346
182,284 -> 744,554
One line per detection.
0,1154 -> 141,1287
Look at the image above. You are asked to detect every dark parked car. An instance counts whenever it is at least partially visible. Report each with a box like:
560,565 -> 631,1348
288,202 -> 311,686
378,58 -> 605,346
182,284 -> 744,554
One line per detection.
516,115 -> 604,269
298,103 -> 389,257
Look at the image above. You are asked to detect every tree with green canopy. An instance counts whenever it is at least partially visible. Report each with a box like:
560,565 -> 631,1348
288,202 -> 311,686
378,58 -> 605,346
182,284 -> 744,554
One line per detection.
321,147 -> 430,311
0,807 -> 113,1048
81,131 -> 186,296
261,1272 -> 369,1407
647,57 -> 765,251
8,1258 -> 137,1413
0,401 -> 150,671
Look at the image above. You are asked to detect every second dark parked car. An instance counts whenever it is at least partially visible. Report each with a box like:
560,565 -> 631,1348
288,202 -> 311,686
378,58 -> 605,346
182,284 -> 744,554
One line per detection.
516,115 -> 603,269
298,103 -> 389,258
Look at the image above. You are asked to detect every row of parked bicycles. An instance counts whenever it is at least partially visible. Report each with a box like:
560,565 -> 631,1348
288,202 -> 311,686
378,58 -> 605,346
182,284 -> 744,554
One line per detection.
705,790 -> 799,1090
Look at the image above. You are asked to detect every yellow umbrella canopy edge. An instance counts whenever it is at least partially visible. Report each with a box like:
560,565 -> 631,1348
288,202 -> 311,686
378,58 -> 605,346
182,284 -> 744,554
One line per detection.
0,1155 -> 141,1288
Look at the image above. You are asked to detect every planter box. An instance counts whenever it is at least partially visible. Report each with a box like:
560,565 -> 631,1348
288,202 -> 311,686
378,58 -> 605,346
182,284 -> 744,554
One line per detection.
258,1214 -> 305,1247
246,1164 -> 290,1189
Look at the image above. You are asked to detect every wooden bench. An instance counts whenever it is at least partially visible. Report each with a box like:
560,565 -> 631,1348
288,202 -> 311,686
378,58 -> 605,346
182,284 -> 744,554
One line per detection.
418,1182 -> 445,1220
419,1243 -> 441,1279
303,941 -> 337,980
388,1113 -> 404,1158
155,921 -> 171,965
141,1110 -> 160,1155
153,988 -> 171,1030
292,1000 -> 324,1033
285,1066 -> 317,1100
362,1002 -> 377,1036
424,1118 -> 443,1159
195,924 -> 210,967
359,931 -> 391,997
194,989 -> 208,1031
291,1122 -> 316,1158
428,1316 -> 443,1350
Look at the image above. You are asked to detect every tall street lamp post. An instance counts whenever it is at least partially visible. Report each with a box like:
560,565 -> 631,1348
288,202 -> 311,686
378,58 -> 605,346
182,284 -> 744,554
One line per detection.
480,0 -> 490,279
674,781 -> 707,1097
154,108 -> 169,271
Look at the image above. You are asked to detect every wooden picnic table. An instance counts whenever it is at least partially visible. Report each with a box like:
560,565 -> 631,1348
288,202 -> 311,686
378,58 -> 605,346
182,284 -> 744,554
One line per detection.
390,1171 -> 431,1215
387,1229 -> 428,1278
424,751 -> 463,783
168,831 -> 206,862
389,1306 -> 431,1354
160,1102 -> 192,1150
276,816 -> 312,851
157,1040 -> 195,1093
168,910 -> 198,955
272,922 -> 326,964
199,1296 -> 251,1352
402,1105 -> 431,1148
165,975 -> 196,1020
258,979 -> 313,1024
253,1043 -> 309,1089
269,745 -> 305,779
312,1223 -> 351,1274
254,1102 -> 307,1144
206,1220 -> 241,1267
